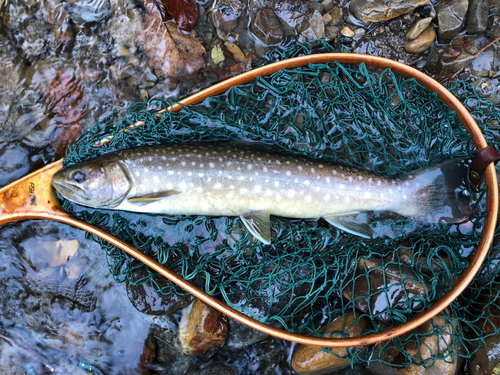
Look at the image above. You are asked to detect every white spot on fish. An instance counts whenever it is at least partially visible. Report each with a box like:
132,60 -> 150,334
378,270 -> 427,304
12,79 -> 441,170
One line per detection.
263,166 -> 268,172
153,176 -> 159,183
167,183 -> 173,189
200,164 -> 204,168
188,172 -> 192,176
198,173 -> 204,177
181,161 -> 186,166
294,178 -> 299,184
255,185 -> 262,193
389,189 -> 393,194
276,193 -> 282,201
311,168 -> 315,174
227,162 -> 232,166
207,177 -> 212,182
254,172 -> 259,176
274,181 -> 280,187
358,176 -> 363,180
298,166 -> 303,171
403,194 -> 407,200
288,189 -> 295,198
145,168 -> 149,173
209,163 -> 215,168
305,196 -> 312,203
153,188 -> 158,192
159,166 -> 163,171
333,170 -> 337,175
214,183 -> 222,189
239,176 -> 245,181
228,175 -> 233,180
348,177 -> 353,182
339,184 -> 345,189
191,162 -> 196,166
319,164 -> 324,169
324,194 -> 330,201
405,181 -> 410,186
240,188 -> 247,194
304,180 -> 310,185
179,182 -> 187,189
315,187 -> 320,192
190,183 -> 194,187
265,189 -> 272,196
135,171 -> 140,177
196,187 -> 203,192
226,192 -> 234,199
286,171 -> 291,177
168,171 -> 174,175
364,192 -> 371,198
346,196 -> 350,203
161,156 -> 167,161
326,177 -> 331,183
247,165 -> 253,170
368,178 -> 373,183
377,180 -> 382,186
140,184 -> 146,190
148,157 -> 153,162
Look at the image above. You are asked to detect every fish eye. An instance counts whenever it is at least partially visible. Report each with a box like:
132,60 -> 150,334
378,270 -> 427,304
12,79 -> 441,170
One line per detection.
71,170 -> 86,183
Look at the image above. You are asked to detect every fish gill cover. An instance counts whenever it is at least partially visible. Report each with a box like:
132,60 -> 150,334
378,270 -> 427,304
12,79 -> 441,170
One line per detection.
60,40 -> 500,368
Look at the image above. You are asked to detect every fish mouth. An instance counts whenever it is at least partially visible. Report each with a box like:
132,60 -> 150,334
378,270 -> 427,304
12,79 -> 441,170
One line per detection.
51,180 -> 91,202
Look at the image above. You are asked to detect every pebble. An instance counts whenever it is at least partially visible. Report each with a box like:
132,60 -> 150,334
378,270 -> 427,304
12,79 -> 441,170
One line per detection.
341,26 -> 355,37
468,333 -> 500,375
430,38 -> 478,78
436,0 -> 469,43
329,6 -> 342,26
466,0 -> 489,34
350,0 -> 428,22
406,17 -> 432,40
342,257 -> 430,324
388,19 -> 403,33
292,312 -> 369,374
322,0 -> 334,12
322,13 -> 332,25
178,299 -> 228,356
64,0 -> 111,24
252,8 -> 284,45
325,25 -> 340,41
470,47 -> 499,78
299,10 -> 325,41
211,0 -> 242,34
405,26 -> 436,53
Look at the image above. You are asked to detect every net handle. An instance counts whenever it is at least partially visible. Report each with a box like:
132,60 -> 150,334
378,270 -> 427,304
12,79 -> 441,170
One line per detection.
0,53 -> 497,347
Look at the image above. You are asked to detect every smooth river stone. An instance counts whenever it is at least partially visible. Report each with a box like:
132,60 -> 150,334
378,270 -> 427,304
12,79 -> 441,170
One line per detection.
292,312 -> 369,374
252,8 -> 284,45
349,0 -> 428,22
405,26 -> 436,53
406,17 -> 432,39
466,0 -> 489,34
179,299 -> 228,356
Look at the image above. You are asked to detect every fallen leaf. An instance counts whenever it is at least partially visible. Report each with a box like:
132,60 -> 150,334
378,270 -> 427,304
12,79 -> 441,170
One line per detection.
138,0 -> 205,82
211,42 -> 252,80
160,0 -> 198,31
45,71 -> 86,156
211,45 -> 225,64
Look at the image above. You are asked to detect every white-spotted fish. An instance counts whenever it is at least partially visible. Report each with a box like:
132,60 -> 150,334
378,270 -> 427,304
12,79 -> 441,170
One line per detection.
52,144 -> 472,244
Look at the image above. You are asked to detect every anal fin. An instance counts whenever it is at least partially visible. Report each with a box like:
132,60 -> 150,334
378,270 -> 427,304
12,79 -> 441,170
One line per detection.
240,211 -> 272,245
323,213 -> 373,239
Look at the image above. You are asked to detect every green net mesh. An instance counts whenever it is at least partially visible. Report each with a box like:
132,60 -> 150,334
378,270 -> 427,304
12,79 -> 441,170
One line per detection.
59,40 -> 500,368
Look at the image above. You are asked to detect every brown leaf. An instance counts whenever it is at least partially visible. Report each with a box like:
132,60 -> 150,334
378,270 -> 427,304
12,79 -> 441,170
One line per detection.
138,0 -> 205,82
211,42 -> 252,81
45,71 -> 86,156
160,0 -> 198,31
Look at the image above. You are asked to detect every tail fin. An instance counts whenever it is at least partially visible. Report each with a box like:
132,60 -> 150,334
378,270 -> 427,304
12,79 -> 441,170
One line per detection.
394,158 -> 472,224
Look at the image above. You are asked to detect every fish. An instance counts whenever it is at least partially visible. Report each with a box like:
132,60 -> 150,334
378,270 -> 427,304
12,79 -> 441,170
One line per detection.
51,143 -> 472,244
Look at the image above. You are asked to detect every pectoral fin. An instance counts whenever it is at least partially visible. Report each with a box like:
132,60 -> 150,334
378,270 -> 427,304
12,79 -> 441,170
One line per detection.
323,213 -> 373,239
128,190 -> 180,203
240,211 -> 272,245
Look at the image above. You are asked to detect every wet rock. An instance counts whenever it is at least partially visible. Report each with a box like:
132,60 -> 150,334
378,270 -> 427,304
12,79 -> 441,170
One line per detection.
307,1 -> 323,12
329,6 -> 342,26
417,2 -> 436,19
107,0 -> 143,54
298,10 -> 325,42
322,0 -> 334,12
430,38 -> 478,78
126,271 -> 194,315
474,78 -> 500,105
323,13 -> 332,25
342,257 -> 430,324
64,0 -> 112,24
274,0 -> 307,35
466,0 -> 489,34
341,26 -> 355,37
388,18 -> 403,33
252,8 -> 284,45
369,311 -> 462,375
179,299 -> 228,356
224,318 -> 272,349
145,315 -> 194,373
470,45 -> 500,77
350,0 -> 428,22
292,312 -> 369,374
405,26 -> 436,53
436,0 -> 468,43
469,333 -> 500,375
406,17 -> 432,39
211,0 -> 243,34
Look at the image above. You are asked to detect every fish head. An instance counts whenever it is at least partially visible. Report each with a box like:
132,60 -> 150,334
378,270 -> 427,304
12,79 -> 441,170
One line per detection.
52,158 -> 131,208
